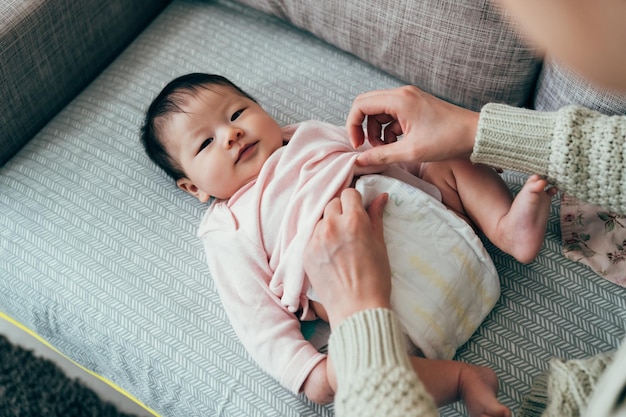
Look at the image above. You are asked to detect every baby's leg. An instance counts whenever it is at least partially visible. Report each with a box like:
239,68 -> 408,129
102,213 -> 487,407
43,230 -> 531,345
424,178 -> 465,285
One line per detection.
409,357 -> 510,417
494,174 -> 557,263
421,159 -> 555,264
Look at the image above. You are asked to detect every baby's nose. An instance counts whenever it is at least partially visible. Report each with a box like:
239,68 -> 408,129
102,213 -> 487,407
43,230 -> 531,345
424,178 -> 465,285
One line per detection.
226,127 -> 244,145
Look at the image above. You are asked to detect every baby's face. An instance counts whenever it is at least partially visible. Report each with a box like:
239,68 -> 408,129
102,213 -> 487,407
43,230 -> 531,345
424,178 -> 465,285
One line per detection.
164,85 -> 283,201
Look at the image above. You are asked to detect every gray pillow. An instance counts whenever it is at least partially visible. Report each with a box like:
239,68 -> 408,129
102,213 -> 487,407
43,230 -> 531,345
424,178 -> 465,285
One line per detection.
534,57 -> 626,115
0,0 -> 169,166
229,0 -> 542,110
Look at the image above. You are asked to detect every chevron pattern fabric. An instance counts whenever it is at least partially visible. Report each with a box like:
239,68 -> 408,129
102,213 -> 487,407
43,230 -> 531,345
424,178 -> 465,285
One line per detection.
0,1 -> 625,416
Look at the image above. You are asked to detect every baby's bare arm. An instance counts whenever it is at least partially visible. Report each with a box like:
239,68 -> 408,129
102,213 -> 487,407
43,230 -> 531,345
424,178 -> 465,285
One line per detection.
302,358 -> 334,404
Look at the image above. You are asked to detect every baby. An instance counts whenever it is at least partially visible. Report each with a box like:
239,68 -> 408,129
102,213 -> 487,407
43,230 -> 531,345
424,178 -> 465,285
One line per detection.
141,73 -> 554,417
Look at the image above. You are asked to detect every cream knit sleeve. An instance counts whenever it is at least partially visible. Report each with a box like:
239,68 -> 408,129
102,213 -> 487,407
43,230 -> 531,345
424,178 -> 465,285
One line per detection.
328,308 -> 438,417
473,104 -> 626,214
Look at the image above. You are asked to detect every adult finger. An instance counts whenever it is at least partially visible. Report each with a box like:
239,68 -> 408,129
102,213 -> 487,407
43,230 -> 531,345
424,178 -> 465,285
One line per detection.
366,193 -> 388,243
355,140 -> 415,167
338,188 -> 365,217
323,195 -> 343,218
348,115 -> 366,149
347,90 -> 395,148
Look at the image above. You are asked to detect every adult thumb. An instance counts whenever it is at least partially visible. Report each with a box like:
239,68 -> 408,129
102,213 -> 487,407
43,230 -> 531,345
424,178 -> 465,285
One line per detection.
367,193 -> 388,243
356,143 -> 405,167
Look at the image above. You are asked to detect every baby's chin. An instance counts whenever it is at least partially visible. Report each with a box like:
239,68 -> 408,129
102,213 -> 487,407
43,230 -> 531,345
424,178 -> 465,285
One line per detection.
211,177 -> 258,200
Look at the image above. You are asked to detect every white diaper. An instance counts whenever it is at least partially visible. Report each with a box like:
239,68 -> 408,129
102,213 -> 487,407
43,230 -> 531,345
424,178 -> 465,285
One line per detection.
356,174 -> 500,360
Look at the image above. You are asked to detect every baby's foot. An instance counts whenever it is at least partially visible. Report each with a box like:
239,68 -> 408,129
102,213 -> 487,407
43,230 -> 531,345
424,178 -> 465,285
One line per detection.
458,364 -> 511,417
499,175 -> 557,263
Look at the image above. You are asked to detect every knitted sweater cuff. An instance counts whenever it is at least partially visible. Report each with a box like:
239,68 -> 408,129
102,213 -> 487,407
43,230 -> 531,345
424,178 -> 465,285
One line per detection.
473,103 -> 554,176
328,308 -> 411,379
329,308 -> 439,417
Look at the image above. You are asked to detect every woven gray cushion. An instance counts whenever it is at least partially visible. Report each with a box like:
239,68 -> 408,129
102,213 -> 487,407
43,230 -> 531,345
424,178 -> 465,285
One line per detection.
0,0 -> 169,166
534,57 -> 626,115
1,1 -> 625,416
230,0 -> 542,111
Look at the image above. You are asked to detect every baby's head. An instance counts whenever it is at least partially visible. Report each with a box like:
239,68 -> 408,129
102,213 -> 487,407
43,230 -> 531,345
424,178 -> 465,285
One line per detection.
141,73 -> 283,202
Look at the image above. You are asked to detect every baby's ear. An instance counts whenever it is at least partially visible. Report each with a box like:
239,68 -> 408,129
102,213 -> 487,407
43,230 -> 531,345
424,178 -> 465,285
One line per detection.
176,178 -> 210,203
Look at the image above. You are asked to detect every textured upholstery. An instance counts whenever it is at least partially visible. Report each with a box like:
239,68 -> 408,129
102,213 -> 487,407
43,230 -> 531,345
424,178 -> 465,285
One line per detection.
0,0 -> 170,166
230,0 -> 542,111
534,57 -> 626,115
1,1 -> 625,416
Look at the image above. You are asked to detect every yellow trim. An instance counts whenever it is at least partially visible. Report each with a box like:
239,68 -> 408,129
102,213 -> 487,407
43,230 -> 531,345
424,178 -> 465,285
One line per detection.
0,312 -> 160,417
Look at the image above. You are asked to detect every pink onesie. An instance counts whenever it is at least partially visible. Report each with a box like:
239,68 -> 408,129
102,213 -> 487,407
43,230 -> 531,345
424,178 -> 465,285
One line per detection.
198,121 -> 370,393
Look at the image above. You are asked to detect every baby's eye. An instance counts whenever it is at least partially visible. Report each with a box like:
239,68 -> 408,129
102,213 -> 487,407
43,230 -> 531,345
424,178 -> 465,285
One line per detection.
198,138 -> 213,153
231,109 -> 244,121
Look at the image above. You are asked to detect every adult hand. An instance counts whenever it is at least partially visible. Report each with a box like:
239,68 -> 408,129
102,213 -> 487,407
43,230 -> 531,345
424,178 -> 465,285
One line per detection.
303,189 -> 392,328
346,86 -> 480,167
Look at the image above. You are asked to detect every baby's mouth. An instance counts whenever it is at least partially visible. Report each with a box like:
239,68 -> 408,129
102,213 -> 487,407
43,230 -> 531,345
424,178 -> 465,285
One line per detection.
236,141 -> 259,164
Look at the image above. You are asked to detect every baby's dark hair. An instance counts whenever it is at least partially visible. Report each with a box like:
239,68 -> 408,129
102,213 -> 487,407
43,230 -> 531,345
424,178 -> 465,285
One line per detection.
140,73 -> 256,181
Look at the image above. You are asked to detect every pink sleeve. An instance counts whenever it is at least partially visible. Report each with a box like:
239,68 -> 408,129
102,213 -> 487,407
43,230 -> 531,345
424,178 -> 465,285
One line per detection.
201,228 -> 325,393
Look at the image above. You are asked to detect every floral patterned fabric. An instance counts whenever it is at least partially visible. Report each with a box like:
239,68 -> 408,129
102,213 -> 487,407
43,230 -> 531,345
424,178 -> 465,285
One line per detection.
561,193 -> 626,287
